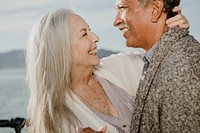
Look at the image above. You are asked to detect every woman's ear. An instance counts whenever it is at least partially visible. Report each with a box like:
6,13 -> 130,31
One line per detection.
150,0 -> 164,23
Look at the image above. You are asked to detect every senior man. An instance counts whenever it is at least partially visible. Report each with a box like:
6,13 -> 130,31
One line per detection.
77,0 -> 200,132
113,0 -> 200,132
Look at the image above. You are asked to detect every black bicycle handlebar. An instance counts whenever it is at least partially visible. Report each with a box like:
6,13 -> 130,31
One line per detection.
0,117 -> 26,133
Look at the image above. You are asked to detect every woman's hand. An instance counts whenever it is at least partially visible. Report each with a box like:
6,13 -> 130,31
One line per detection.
76,126 -> 107,133
166,6 -> 190,29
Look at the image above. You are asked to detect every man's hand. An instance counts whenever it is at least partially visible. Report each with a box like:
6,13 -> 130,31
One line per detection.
76,126 -> 107,133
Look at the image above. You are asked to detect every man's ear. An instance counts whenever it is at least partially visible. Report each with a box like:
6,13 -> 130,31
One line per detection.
150,0 -> 164,23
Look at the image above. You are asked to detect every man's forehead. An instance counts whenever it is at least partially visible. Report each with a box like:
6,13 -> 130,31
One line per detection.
115,0 -> 132,5
115,0 -> 124,3
115,0 -> 125,6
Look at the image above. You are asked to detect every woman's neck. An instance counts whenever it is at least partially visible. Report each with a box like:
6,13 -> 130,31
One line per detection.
71,66 -> 95,90
71,73 -> 118,117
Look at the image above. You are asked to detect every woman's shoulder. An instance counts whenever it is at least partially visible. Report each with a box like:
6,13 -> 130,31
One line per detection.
101,50 -> 144,62
94,50 -> 144,96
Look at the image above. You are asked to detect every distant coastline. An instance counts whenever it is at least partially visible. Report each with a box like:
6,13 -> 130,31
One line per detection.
0,49 -> 119,69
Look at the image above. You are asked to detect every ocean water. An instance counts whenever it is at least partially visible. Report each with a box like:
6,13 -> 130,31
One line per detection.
0,68 -> 28,133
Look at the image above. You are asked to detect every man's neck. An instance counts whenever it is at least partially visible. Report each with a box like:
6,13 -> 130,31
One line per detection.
144,13 -> 168,51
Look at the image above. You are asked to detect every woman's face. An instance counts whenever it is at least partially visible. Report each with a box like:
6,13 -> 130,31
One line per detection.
70,14 -> 100,68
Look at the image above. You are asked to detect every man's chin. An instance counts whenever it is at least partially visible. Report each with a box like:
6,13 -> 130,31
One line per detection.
126,41 -> 135,48
126,44 -> 132,47
126,38 -> 143,48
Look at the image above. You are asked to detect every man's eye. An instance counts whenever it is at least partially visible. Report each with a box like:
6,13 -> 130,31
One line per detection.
119,6 -> 127,12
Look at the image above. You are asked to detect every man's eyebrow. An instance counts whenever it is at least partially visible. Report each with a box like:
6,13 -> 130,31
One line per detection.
115,2 -> 126,9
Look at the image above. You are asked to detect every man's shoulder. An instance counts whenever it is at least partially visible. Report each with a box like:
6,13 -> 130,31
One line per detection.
168,35 -> 200,60
151,34 -> 200,90
158,36 -> 200,75
174,34 -> 200,51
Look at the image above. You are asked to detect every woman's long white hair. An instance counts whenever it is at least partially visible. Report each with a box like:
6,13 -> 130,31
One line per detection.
26,8 -> 79,133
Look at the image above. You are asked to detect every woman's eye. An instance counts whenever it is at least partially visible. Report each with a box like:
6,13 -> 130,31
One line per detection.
82,33 -> 87,37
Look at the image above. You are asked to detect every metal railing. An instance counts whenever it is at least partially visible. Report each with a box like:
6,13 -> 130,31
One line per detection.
0,117 -> 26,133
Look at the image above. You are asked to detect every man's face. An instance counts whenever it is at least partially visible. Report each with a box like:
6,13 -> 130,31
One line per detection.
113,0 -> 153,49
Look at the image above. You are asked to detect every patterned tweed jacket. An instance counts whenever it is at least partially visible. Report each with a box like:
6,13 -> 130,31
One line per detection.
130,27 -> 200,133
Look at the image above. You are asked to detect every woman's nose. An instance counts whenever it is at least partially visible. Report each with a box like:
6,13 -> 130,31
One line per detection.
92,32 -> 100,43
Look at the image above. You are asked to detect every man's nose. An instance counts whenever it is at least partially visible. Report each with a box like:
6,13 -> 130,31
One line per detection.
113,16 -> 123,27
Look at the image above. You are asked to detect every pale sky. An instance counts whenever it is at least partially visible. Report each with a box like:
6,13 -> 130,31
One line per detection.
0,0 -> 199,53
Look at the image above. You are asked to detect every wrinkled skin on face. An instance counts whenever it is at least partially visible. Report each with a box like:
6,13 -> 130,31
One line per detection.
113,0 -> 189,51
113,0 -> 160,50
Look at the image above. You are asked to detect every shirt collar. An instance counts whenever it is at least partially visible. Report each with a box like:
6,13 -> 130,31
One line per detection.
144,43 -> 158,63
